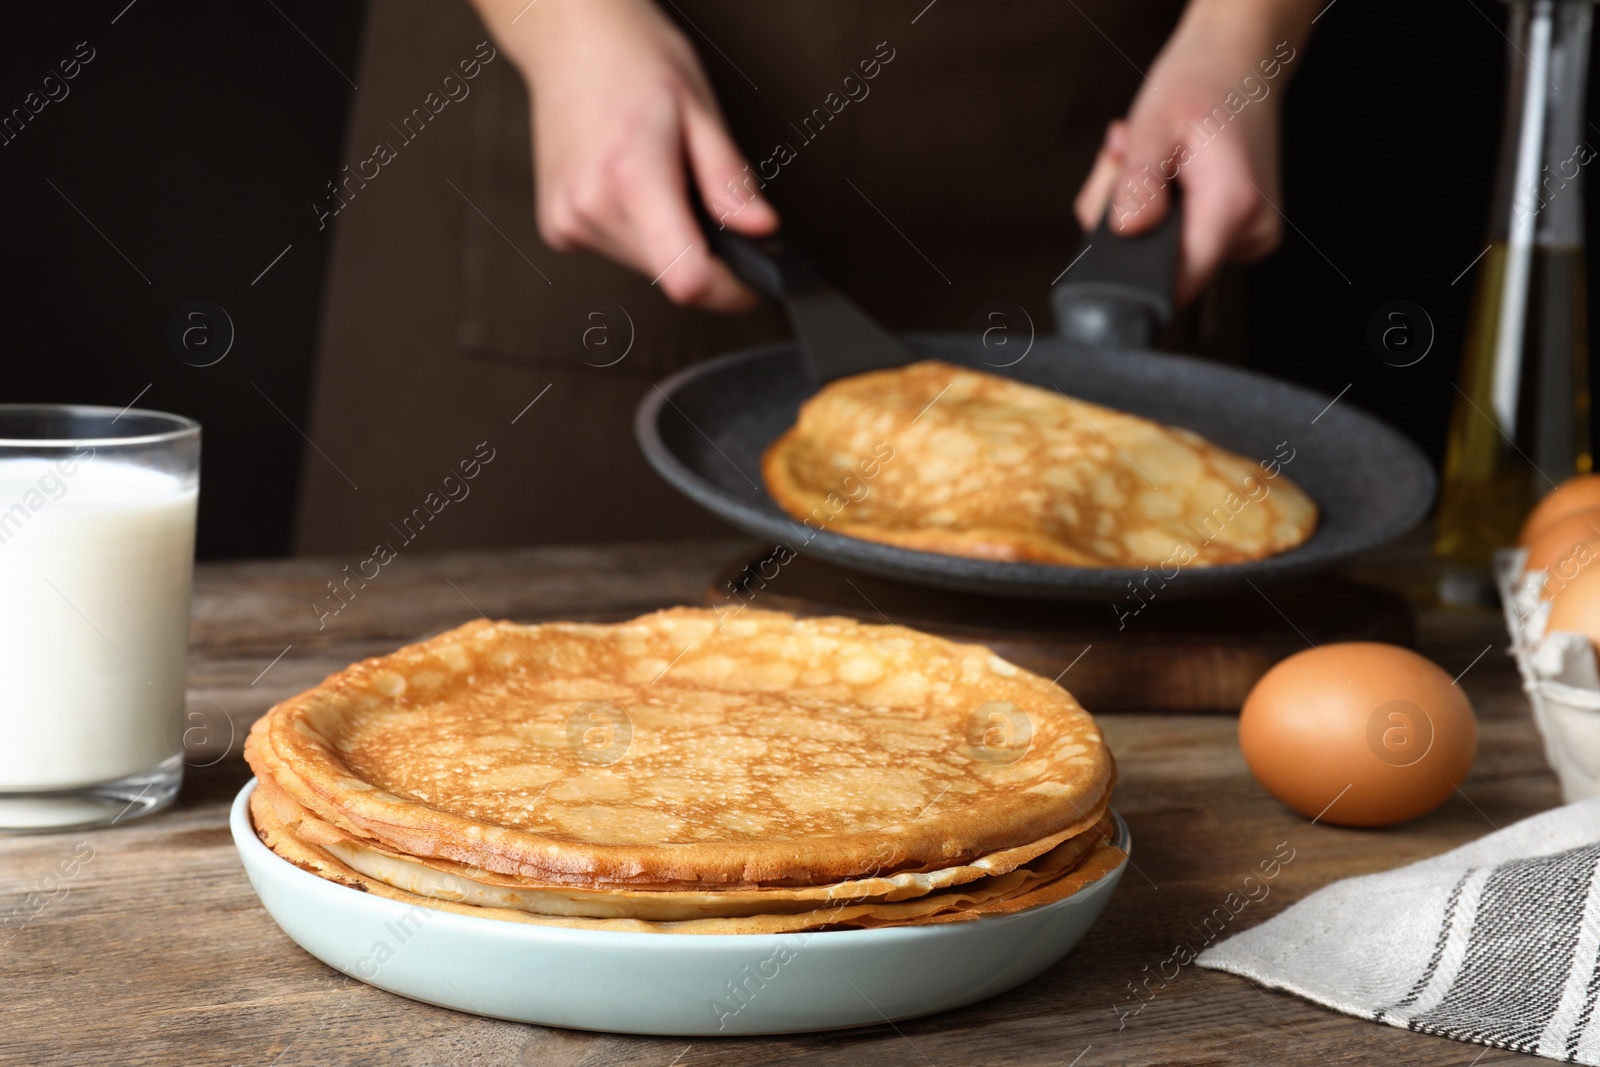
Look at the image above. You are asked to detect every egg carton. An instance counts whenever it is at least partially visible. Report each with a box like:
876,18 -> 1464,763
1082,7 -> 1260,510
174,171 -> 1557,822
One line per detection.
1495,548 -> 1600,803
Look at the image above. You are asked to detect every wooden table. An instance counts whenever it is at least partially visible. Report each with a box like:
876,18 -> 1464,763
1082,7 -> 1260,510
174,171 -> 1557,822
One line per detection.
0,540 -> 1555,1067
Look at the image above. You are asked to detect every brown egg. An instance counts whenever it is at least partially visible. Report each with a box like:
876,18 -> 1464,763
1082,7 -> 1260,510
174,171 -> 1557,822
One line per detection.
1522,508 -> 1600,583
1547,561 -> 1600,656
1520,474 -> 1600,547
1239,643 -> 1477,827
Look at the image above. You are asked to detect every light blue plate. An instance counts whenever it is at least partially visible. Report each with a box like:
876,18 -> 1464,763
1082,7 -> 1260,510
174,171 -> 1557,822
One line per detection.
231,779 -> 1127,1036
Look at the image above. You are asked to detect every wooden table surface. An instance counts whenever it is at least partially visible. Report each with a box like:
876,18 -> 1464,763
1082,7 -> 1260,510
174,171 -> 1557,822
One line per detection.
0,539 -> 1555,1067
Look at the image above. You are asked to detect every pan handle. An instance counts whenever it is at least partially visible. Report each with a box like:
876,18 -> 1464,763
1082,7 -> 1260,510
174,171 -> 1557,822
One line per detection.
1051,196 -> 1183,349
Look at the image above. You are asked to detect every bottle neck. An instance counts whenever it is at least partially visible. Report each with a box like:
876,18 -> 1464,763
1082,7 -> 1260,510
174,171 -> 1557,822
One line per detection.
1491,0 -> 1594,247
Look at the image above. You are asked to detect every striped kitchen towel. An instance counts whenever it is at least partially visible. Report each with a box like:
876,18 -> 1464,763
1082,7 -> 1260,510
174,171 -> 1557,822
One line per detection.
1199,798 -> 1600,1063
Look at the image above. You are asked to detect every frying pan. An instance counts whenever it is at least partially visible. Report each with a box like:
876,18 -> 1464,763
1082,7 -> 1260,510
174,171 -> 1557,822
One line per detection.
635,208 -> 1435,601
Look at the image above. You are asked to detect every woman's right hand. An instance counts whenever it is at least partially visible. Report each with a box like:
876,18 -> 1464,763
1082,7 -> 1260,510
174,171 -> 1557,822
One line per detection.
481,0 -> 778,311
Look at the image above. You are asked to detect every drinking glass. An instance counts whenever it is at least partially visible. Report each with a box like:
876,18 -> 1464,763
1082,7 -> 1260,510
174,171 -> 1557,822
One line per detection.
0,405 -> 199,831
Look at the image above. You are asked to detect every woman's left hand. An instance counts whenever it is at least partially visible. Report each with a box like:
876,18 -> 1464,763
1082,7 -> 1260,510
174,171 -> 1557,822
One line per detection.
1074,0 -> 1317,304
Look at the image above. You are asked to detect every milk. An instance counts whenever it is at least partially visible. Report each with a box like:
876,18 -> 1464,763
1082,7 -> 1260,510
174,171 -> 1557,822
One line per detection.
0,456 -> 197,790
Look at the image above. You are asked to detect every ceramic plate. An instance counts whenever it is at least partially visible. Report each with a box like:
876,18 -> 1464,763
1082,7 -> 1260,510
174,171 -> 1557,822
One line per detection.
231,780 -> 1129,1036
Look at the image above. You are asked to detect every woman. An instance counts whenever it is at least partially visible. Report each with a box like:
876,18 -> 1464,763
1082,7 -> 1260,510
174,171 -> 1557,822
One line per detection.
295,0 -> 1315,554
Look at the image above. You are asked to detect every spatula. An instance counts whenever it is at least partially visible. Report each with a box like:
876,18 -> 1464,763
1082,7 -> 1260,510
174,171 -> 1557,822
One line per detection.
695,203 -> 911,384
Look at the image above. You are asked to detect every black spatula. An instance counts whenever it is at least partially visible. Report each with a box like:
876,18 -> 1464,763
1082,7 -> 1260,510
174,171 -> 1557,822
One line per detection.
696,204 -> 911,384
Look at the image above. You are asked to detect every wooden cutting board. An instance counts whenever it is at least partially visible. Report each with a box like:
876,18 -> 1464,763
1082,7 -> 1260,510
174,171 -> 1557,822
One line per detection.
703,549 -> 1414,712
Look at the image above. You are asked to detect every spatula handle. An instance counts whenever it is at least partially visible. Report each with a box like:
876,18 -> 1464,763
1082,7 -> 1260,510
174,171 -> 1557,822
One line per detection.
691,198 -> 825,299
1051,196 -> 1183,350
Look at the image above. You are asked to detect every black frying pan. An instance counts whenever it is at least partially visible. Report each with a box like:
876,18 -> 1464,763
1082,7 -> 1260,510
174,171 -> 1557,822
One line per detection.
635,208 -> 1435,601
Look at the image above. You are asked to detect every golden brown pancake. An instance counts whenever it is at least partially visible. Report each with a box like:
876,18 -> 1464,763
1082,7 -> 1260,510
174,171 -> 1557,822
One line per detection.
763,360 -> 1318,567
250,786 -> 1124,934
244,608 -> 1113,887
251,771 -> 1108,919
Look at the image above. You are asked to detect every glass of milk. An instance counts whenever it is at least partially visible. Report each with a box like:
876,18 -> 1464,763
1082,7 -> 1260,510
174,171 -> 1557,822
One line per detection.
0,405 -> 199,831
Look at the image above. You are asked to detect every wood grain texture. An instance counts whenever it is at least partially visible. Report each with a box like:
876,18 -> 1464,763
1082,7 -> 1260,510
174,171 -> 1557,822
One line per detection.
710,551 -> 1415,711
0,539 -> 1555,1066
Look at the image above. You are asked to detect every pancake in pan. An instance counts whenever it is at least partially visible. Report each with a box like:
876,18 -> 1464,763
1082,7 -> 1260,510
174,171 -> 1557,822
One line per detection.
244,608 -> 1114,888
762,360 -> 1318,567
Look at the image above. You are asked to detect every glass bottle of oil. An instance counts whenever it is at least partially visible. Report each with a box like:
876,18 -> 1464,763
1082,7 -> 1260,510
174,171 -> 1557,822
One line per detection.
1433,0 -> 1593,597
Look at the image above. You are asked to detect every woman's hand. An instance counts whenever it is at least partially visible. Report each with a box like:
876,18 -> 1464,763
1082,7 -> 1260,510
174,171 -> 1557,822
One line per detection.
478,0 -> 777,310
1074,0 -> 1317,304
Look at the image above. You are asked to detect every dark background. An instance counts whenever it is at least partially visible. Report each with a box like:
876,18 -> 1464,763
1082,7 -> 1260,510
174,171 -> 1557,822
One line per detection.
0,1 -> 1582,558
1,0 -> 365,559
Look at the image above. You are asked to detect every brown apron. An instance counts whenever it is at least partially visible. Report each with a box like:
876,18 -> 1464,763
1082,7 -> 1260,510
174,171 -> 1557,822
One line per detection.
294,0 -> 1185,554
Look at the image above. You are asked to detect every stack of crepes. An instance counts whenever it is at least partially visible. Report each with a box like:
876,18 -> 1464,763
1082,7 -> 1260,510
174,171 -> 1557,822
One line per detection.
243,608 -> 1121,934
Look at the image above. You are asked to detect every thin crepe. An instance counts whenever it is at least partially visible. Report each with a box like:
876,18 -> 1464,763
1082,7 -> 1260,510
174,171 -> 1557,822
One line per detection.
252,772 -> 1111,920
250,787 -> 1123,934
243,608 -> 1114,887
763,360 -> 1318,567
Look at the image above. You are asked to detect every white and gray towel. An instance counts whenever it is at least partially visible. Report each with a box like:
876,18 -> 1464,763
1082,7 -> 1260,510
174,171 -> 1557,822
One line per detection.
1199,799 -> 1600,1063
